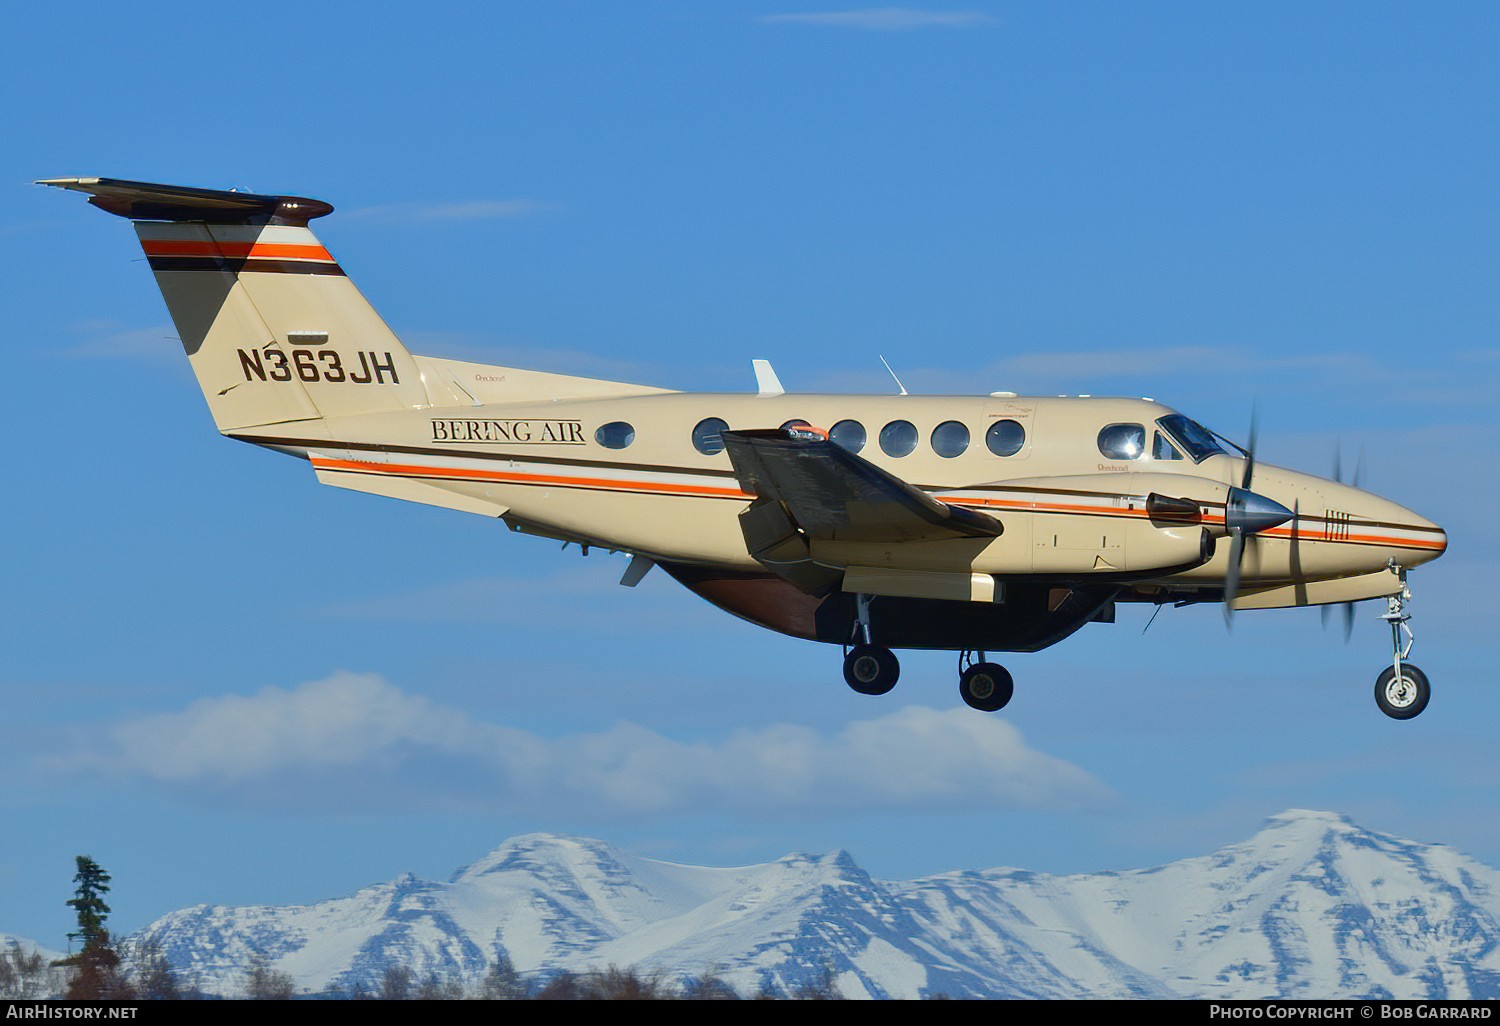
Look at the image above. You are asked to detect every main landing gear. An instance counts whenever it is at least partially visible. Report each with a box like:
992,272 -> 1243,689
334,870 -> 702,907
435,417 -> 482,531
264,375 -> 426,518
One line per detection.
840,643 -> 1016,712
840,594 -> 1015,712
958,652 -> 1013,712
843,594 -> 900,695
1373,565 -> 1429,720
843,643 -> 899,695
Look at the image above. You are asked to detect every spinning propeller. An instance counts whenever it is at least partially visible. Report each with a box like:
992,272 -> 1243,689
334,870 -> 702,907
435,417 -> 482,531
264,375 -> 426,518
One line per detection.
1321,440 -> 1366,641
1222,409 -> 1295,628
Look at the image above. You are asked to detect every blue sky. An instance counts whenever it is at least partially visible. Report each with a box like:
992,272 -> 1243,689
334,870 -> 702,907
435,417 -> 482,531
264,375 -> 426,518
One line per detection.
3,3 -> 1497,951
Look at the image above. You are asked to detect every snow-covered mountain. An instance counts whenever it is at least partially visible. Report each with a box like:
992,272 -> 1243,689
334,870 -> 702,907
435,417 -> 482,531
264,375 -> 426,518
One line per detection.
127,811 -> 1500,999
0,934 -> 70,998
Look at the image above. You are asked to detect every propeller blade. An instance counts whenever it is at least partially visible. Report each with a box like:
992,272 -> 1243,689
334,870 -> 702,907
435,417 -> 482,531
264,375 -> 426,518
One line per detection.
1242,405 -> 1259,490
1320,601 -> 1356,642
1333,439 -> 1365,489
1222,530 -> 1245,630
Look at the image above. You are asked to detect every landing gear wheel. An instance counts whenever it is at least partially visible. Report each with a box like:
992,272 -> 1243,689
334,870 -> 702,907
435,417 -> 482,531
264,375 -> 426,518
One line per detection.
1375,664 -> 1429,720
959,662 -> 1013,712
844,645 -> 899,695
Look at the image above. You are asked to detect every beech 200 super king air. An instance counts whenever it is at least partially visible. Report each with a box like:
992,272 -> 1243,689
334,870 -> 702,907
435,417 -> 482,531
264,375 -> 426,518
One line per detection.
41,177 -> 1449,719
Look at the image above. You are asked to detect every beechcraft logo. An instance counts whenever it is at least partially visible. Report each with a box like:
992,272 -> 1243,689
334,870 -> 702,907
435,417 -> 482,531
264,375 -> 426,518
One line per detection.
431,418 -> 585,444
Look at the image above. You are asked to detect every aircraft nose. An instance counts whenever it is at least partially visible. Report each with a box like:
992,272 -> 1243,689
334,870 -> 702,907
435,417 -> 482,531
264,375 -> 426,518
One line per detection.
1352,491 -> 1448,567
1407,511 -> 1447,564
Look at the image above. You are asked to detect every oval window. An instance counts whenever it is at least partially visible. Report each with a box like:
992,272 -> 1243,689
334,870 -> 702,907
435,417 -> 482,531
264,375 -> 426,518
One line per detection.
692,417 -> 728,455
879,420 -> 918,457
986,419 -> 1026,457
595,421 -> 636,449
829,419 -> 866,453
931,420 -> 969,458
1098,423 -> 1145,461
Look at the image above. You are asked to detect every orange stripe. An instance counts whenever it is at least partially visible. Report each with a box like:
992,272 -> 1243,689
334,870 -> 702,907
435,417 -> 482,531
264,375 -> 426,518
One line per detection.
959,496 -> 1163,519
140,240 -> 336,262
1258,526 -> 1445,550
313,459 -> 1445,551
957,498 -> 1444,550
313,457 -> 753,500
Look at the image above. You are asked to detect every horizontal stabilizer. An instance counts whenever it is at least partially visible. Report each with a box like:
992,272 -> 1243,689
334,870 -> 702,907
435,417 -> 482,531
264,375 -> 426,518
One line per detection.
37,177 -> 333,226
722,429 -> 1002,543
314,463 -> 509,518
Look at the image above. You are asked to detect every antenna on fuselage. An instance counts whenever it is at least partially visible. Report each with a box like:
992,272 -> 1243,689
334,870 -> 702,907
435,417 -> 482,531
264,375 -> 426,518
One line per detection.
752,359 -> 785,397
878,355 -> 908,396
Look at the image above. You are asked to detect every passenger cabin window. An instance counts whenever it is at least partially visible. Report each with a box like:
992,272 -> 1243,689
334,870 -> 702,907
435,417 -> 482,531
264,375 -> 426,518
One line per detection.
1153,431 -> 1184,460
931,421 -> 969,458
985,419 -> 1025,457
596,421 -> 636,449
830,419 -> 866,453
692,417 -> 728,455
1098,423 -> 1145,461
879,420 -> 918,457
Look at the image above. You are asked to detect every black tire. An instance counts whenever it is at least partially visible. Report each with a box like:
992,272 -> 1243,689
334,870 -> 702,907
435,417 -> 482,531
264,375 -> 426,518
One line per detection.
960,662 -> 1014,712
843,645 -> 899,695
1375,664 -> 1430,720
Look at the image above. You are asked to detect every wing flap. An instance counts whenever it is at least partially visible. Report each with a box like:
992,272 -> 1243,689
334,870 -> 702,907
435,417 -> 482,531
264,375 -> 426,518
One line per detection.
721,429 -> 1002,543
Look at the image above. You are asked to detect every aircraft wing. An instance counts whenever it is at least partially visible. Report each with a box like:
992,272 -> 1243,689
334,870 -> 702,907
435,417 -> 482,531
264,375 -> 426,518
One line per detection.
721,429 -> 1002,543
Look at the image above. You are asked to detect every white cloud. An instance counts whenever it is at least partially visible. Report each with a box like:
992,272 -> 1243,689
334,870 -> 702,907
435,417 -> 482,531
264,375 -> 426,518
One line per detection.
341,199 -> 555,223
982,345 -> 1357,382
104,673 -> 506,781
58,673 -> 1113,817
764,8 -> 995,31
55,321 -> 183,364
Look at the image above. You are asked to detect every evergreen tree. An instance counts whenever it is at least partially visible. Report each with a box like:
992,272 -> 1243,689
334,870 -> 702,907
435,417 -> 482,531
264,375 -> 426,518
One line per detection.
58,856 -> 130,999
65,856 -> 111,952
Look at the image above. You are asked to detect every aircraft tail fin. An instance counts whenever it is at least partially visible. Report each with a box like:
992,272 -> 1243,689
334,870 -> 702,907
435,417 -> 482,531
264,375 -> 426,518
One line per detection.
39,177 -> 431,432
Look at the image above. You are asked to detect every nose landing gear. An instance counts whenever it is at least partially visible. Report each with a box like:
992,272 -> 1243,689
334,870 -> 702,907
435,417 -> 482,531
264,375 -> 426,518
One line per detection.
1374,565 -> 1429,720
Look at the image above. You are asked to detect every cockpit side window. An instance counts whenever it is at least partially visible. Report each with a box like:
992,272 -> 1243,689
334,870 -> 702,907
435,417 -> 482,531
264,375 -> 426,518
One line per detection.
1153,430 -> 1184,460
1098,423 -> 1145,461
1156,414 -> 1227,463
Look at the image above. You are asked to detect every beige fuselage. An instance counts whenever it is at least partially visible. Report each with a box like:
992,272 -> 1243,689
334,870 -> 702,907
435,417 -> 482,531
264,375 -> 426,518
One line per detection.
243,382 -> 1445,609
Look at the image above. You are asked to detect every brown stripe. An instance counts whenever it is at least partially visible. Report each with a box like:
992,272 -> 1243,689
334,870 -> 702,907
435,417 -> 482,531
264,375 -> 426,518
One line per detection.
231,433 -> 744,479
232,432 -> 1444,543
147,256 -> 345,276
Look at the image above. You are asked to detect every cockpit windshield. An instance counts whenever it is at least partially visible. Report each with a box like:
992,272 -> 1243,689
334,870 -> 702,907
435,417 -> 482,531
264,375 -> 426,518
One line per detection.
1156,414 -> 1227,463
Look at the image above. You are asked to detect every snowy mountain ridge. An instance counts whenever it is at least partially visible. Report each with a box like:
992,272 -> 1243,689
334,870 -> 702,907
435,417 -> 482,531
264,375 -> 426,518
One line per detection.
34,810 -> 1500,999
